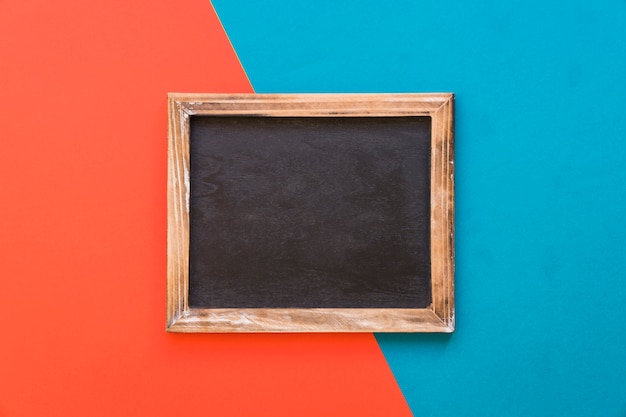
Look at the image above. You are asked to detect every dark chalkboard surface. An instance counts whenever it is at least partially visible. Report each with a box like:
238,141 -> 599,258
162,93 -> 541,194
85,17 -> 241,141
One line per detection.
166,93 -> 454,332
188,116 -> 432,308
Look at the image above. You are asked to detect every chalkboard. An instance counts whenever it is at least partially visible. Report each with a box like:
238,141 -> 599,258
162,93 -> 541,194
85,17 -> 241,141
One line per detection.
167,94 -> 454,332
189,116 -> 431,309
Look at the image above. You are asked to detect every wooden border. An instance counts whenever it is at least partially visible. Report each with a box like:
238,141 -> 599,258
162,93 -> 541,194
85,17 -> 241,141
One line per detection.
167,93 -> 454,332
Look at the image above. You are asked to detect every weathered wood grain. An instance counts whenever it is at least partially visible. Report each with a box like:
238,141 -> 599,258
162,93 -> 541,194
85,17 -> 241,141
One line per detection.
166,93 -> 454,332
169,308 -> 449,333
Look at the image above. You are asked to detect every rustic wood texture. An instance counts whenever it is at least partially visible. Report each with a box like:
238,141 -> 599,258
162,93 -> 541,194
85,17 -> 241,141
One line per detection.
167,93 -> 454,332
169,308 -> 448,333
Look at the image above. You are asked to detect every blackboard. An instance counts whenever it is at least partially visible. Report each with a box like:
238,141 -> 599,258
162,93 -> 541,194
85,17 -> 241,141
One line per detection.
189,116 -> 431,309
167,93 -> 454,332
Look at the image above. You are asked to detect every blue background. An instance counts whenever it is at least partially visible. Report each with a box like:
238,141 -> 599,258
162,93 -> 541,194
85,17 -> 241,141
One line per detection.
211,1 -> 626,415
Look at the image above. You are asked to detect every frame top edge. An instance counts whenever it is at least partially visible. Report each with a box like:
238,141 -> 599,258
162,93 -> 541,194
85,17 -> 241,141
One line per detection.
168,92 -> 454,100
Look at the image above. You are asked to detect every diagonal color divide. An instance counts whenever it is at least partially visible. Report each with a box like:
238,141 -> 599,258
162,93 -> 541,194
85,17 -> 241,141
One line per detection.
0,0 -> 412,415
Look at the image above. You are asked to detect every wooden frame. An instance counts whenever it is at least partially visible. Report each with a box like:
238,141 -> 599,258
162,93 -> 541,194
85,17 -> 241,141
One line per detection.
167,93 -> 454,332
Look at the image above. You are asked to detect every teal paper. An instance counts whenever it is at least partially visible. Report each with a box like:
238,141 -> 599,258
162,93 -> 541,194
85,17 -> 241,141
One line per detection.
212,0 -> 626,415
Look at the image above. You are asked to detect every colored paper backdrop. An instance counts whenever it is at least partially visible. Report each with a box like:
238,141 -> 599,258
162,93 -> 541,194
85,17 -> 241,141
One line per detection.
1,0 -> 626,416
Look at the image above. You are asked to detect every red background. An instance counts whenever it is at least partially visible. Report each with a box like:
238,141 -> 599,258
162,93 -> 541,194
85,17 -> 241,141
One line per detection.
0,0 -> 411,415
